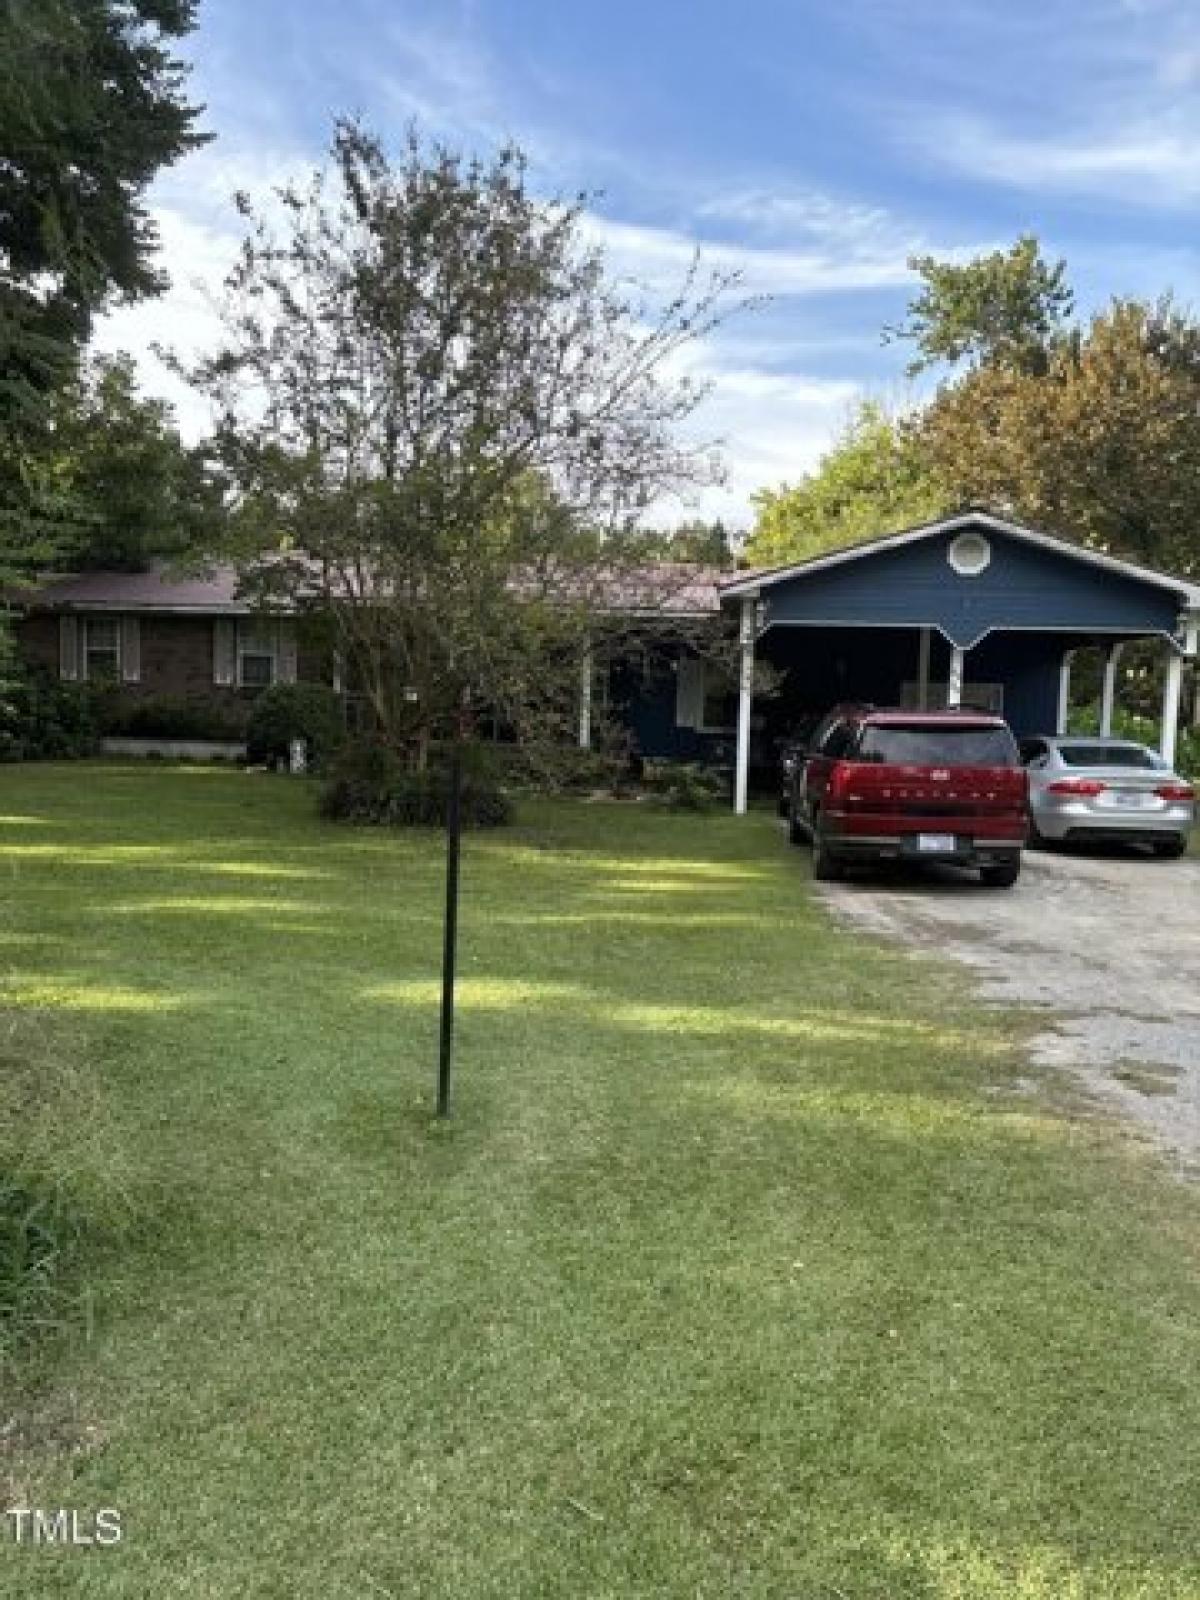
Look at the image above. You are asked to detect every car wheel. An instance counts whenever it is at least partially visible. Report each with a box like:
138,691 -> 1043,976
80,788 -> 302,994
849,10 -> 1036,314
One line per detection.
980,855 -> 1021,889
1151,836 -> 1187,860
811,813 -> 843,881
1026,812 -> 1045,848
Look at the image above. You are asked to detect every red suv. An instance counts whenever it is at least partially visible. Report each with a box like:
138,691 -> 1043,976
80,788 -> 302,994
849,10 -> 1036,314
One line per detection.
787,706 -> 1028,888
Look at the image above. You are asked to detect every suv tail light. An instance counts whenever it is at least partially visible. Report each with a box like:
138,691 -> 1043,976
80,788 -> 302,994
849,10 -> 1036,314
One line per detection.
1046,778 -> 1107,797
1156,782 -> 1195,802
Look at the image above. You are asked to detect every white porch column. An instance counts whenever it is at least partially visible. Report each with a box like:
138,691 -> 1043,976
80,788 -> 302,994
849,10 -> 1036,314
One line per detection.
1056,650 -> 1074,736
734,594 -> 756,816
946,644 -> 965,708
1099,643 -> 1122,737
1162,621 -> 1198,767
578,639 -> 593,750
916,627 -> 931,710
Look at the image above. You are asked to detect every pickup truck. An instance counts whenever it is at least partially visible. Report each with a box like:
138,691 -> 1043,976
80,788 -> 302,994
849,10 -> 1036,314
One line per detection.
786,706 -> 1028,888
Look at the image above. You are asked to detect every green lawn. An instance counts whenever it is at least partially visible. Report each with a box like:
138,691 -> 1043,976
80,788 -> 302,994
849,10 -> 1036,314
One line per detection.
4,765 -> 1200,1598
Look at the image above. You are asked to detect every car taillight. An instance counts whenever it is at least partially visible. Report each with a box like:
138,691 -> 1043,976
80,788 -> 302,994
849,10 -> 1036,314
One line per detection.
1156,783 -> 1195,802
1046,778 -> 1107,797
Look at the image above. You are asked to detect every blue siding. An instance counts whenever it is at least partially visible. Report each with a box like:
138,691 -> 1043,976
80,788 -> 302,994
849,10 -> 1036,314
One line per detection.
762,525 -> 1182,647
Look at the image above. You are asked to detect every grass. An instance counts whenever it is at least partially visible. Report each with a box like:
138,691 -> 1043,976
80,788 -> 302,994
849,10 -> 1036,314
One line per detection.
3,765 -> 1200,1597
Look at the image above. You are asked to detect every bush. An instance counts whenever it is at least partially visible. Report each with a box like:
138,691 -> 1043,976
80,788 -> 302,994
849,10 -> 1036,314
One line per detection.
319,741 -> 513,828
99,693 -> 250,742
489,741 -> 627,794
0,670 -> 100,761
644,760 -> 727,811
247,683 -> 345,770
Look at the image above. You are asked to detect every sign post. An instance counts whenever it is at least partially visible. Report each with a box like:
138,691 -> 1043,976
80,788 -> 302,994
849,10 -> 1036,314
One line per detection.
436,740 -> 463,1117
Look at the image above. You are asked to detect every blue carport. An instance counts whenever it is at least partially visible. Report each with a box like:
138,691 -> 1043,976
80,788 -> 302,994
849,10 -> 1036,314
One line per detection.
720,512 -> 1200,814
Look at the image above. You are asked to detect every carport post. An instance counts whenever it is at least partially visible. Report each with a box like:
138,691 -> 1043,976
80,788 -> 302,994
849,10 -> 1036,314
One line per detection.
946,645 -> 965,708
1055,650 -> 1074,735
578,638 -> 592,750
1100,644 -> 1122,737
916,628 -> 931,710
1161,621 -> 1197,768
734,594 -> 755,815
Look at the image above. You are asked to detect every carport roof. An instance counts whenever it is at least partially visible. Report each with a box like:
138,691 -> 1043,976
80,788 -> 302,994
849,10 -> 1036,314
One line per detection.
719,511 -> 1200,610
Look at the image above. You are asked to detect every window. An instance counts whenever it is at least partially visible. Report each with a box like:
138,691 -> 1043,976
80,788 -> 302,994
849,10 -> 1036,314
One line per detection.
237,623 -> 276,688
856,724 -> 1019,767
83,618 -> 120,682
1057,742 -> 1164,770
700,666 -> 736,731
675,656 -> 735,731
947,531 -> 992,576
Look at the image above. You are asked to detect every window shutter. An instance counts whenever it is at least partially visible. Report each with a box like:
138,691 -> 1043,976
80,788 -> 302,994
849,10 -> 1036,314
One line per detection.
58,615 -> 80,681
277,620 -> 298,685
120,617 -> 141,684
213,618 -> 236,686
675,656 -> 704,729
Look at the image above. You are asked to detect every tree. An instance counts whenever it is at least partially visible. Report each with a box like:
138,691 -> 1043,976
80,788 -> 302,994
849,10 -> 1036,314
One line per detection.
0,0 -> 206,583
745,401 -> 946,566
921,297 -> 1200,574
887,235 -> 1074,377
632,518 -> 735,566
186,122 -> 738,759
43,354 -> 224,570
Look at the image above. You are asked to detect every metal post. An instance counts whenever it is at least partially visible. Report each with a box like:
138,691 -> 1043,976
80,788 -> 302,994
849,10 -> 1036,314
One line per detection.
1056,650 -> 1074,736
437,741 -> 463,1118
734,594 -> 755,815
916,627 -> 931,710
1161,648 -> 1184,770
578,639 -> 593,750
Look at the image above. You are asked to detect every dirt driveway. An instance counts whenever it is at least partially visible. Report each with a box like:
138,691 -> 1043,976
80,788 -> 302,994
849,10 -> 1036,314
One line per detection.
817,847 -> 1200,1164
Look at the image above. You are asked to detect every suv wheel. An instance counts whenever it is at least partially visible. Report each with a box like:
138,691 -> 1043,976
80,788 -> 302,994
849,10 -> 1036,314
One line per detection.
811,813 -> 843,881
980,855 -> 1021,889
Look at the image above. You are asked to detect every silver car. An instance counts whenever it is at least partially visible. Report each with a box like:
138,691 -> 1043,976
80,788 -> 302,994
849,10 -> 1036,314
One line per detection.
1020,735 -> 1195,857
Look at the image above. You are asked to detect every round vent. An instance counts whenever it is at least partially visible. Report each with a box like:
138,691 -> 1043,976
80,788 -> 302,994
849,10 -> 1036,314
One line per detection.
947,530 -> 991,576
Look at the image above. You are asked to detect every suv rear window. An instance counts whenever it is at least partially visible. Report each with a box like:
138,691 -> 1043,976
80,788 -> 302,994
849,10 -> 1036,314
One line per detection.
855,724 -> 1018,767
1057,742 -> 1164,770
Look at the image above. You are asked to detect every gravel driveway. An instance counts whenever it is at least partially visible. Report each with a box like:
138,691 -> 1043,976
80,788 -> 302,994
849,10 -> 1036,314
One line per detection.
816,847 -> 1200,1163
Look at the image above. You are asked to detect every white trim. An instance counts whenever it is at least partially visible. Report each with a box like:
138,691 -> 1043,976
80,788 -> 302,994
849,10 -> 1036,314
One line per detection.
752,616 -> 1177,652
734,595 -> 754,816
719,512 -> 1200,607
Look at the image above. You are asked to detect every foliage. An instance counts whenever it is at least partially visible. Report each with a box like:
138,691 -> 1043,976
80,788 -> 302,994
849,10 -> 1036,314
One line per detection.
0,0 -> 207,583
319,740 -> 513,827
1066,702 -> 1200,779
185,121 -> 739,762
634,518 -> 735,566
489,740 -> 628,794
746,401 -> 946,565
41,355 -> 225,571
247,683 -> 345,769
0,667 -> 99,760
921,298 -> 1200,575
98,693 -> 251,743
888,235 -> 1074,377
643,759 -> 727,810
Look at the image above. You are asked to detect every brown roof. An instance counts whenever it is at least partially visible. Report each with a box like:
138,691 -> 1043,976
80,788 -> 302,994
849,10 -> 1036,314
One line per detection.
13,561 -> 731,617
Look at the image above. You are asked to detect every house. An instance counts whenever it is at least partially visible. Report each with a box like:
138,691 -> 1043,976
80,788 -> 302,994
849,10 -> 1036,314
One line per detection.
10,511 -> 1200,802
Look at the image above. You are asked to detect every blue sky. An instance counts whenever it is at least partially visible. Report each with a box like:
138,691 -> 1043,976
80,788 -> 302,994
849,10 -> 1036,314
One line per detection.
99,0 -> 1200,525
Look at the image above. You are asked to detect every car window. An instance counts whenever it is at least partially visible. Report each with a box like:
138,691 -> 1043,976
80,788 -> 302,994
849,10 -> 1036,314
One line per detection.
1057,742 -> 1164,770
856,725 -> 1019,767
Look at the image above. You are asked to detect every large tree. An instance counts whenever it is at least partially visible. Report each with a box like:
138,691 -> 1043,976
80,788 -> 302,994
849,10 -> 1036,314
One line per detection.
745,401 -> 946,566
887,235 -> 1074,378
187,123 -> 738,758
0,0 -> 206,581
921,297 -> 1200,574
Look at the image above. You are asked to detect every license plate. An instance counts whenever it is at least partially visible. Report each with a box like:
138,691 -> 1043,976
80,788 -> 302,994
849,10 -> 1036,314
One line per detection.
1100,790 -> 1155,809
916,833 -> 957,853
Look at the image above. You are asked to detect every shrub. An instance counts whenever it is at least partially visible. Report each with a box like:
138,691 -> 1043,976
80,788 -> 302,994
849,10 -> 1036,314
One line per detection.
489,741 -> 627,794
319,741 -> 513,828
644,760 -> 727,811
99,693 -> 250,742
0,670 -> 100,761
247,683 -> 346,770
